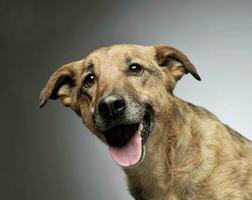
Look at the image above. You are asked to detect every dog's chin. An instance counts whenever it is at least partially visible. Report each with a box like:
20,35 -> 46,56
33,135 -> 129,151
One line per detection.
102,106 -> 154,168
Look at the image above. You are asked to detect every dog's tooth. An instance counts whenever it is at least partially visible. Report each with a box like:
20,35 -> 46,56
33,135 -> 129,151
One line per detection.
139,123 -> 144,132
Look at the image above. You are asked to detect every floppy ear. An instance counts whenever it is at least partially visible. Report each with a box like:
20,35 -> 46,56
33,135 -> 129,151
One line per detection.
39,59 -> 84,109
155,45 -> 201,83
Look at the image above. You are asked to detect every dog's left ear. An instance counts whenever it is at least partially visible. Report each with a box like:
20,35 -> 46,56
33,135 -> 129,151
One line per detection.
155,45 -> 201,83
39,59 -> 84,109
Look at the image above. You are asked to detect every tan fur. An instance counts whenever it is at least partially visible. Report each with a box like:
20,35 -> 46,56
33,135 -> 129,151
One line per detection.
40,44 -> 252,200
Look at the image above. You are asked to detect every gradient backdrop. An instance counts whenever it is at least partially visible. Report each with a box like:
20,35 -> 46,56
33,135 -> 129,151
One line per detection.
1,0 -> 252,199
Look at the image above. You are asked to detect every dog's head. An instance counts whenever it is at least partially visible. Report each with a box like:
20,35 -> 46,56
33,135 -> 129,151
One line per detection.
40,44 -> 200,168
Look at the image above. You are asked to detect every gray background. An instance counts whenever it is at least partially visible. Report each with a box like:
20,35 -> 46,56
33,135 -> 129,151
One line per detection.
1,0 -> 252,199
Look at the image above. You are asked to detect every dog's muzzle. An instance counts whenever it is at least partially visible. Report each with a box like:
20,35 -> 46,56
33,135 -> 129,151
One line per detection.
98,94 -> 126,119
94,93 -> 155,168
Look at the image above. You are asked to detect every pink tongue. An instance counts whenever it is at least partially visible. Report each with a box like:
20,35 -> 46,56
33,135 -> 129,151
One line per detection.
109,130 -> 142,167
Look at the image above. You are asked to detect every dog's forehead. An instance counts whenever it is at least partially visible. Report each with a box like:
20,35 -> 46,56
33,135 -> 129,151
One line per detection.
85,44 -> 156,65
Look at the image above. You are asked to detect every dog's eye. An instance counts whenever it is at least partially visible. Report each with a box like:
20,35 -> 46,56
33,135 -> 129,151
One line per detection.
129,63 -> 144,76
83,73 -> 96,88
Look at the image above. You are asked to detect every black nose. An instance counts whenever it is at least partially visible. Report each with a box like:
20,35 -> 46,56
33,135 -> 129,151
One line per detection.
98,94 -> 126,118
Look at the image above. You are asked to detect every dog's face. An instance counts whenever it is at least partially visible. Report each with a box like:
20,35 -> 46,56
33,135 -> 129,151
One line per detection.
40,44 -> 200,168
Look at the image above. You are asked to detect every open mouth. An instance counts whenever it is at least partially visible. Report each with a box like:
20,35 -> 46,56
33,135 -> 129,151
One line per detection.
103,106 -> 154,168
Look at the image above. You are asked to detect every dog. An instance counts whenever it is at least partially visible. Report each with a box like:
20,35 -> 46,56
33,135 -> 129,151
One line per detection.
39,44 -> 252,200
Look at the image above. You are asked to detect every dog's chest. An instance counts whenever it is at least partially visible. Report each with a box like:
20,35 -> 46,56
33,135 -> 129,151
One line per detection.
126,163 -> 172,199
126,164 -> 198,200
127,174 -> 165,199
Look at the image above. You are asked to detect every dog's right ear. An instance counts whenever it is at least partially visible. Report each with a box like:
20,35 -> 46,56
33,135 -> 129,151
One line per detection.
155,45 -> 201,92
39,59 -> 84,108
155,45 -> 201,81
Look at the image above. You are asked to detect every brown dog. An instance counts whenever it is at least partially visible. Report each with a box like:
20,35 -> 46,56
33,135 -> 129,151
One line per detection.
40,44 -> 252,200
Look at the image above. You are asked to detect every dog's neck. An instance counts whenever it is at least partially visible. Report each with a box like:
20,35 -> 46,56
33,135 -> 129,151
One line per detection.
124,97 -> 206,199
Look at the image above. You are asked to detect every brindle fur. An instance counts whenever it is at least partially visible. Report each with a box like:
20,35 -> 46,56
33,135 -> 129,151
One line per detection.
40,44 -> 252,200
